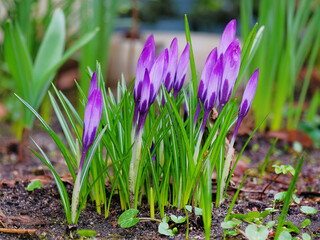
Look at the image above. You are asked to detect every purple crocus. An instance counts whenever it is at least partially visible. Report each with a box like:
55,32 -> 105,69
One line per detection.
80,72 -> 103,171
134,48 -> 169,136
218,39 -> 241,112
194,48 -> 218,127
133,35 -> 156,128
164,38 -> 179,93
232,68 -> 259,140
218,19 -> 236,57
200,56 -> 223,131
173,43 -> 190,98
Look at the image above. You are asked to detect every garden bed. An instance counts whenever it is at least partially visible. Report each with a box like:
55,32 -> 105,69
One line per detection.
0,122 -> 319,239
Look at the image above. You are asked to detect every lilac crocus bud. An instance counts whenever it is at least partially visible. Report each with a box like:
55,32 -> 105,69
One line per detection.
194,48 -> 218,126
173,43 -> 190,98
80,88 -> 103,171
164,38 -> 179,93
218,19 -> 236,57
149,48 -> 169,104
219,39 -> 241,111
200,56 -> 223,131
134,35 -> 155,101
88,71 -> 97,97
133,35 -> 155,128
233,68 -> 259,139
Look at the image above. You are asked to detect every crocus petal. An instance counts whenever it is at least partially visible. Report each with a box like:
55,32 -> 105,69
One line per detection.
149,48 -> 169,104
198,48 -> 218,103
239,68 -> 259,117
173,43 -> 190,98
88,72 -> 97,97
139,69 -> 151,114
134,35 -> 155,101
164,38 -> 179,93
219,39 -> 241,107
204,55 -> 223,111
82,89 -> 103,152
218,19 -> 236,56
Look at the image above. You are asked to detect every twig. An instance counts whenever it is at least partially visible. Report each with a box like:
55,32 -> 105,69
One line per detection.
259,174 -> 280,199
0,228 -> 37,234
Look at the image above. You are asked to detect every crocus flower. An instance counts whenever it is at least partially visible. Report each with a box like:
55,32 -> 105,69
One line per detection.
232,68 -> 259,140
218,19 -> 236,57
164,38 -> 179,93
133,35 -> 156,128
194,48 -> 218,127
135,48 -> 169,136
200,56 -> 223,131
173,43 -> 190,98
218,39 -> 241,112
80,72 -> 103,171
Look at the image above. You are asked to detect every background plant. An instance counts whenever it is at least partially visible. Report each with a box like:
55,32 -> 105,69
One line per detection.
3,8 -> 97,160
241,0 -> 320,131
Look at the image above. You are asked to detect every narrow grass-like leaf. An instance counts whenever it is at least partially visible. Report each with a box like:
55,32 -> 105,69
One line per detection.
29,139 -> 71,223
274,155 -> 304,239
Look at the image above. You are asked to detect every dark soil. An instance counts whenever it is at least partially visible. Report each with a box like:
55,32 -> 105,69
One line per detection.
0,121 -> 320,239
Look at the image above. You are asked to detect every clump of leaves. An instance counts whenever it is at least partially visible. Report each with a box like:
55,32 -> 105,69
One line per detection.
118,208 -> 188,237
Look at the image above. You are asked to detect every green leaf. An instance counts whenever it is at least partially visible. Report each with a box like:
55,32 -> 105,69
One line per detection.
273,165 -> 295,175
118,209 -> 139,228
300,206 -> 317,215
278,230 -> 292,240
158,222 -> 174,236
245,225 -> 269,240
274,192 -> 287,202
292,194 -> 301,204
4,20 -> 33,99
226,230 -> 238,236
221,220 -> 242,229
29,139 -> 71,223
302,233 -> 311,240
286,220 -> 300,234
162,216 -> 169,223
170,214 -> 185,224
266,221 -> 275,229
248,211 -> 261,219
27,180 -> 42,191
33,8 -> 65,85
185,205 -> 203,216
300,219 -> 311,228
77,229 -> 97,237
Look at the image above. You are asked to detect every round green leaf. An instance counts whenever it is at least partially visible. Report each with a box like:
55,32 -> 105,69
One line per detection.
302,233 -> 311,240
278,230 -> 292,240
118,209 -> 139,228
158,222 -> 174,236
245,225 -> 269,240
300,206 -> 317,215
170,214 -> 185,224
27,180 -> 43,191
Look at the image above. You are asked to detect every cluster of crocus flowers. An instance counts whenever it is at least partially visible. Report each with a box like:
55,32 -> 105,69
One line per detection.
194,19 -> 240,131
130,35 -> 190,205
72,72 -> 103,222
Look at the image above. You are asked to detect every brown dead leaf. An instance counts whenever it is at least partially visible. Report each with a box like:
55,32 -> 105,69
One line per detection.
1,179 -> 16,188
26,175 -> 52,185
60,174 -> 74,185
267,129 -> 313,148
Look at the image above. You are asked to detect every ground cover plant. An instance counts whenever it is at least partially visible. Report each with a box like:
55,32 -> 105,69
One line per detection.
1,2 -> 320,240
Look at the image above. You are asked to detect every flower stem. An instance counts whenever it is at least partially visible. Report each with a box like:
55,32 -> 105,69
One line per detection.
218,136 -> 235,206
129,129 -> 143,207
